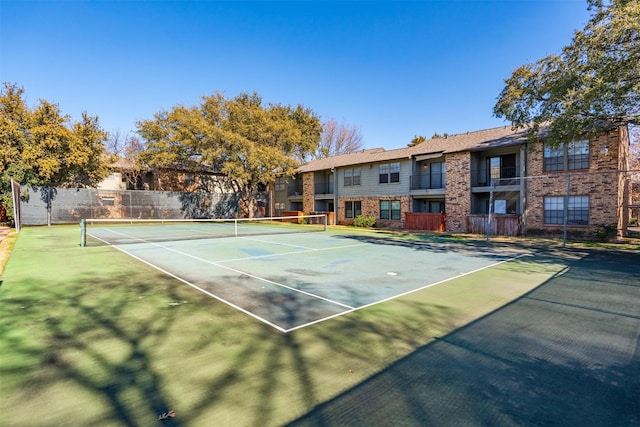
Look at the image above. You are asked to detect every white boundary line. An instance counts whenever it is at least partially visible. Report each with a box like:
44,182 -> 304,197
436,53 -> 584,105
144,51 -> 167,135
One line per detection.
89,229 -> 355,313
89,229 -> 530,333
283,253 -> 530,333
113,243 -> 289,332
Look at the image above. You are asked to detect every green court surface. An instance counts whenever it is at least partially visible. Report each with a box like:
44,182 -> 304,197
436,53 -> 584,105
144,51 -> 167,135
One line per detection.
1,225 -> 638,426
87,225 -> 527,332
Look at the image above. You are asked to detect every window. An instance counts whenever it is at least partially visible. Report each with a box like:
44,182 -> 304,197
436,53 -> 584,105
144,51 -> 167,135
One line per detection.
430,162 -> 445,188
568,140 -> 590,170
429,201 -> 444,213
274,202 -> 285,216
544,196 -> 589,225
380,200 -> 401,220
345,201 -> 362,219
568,196 -> 589,225
353,168 -> 361,185
379,163 -> 400,184
390,163 -> 400,182
345,168 -> 361,186
379,164 -> 389,183
544,140 -> 589,172
275,177 -> 285,192
344,169 -> 352,186
101,196 -> 115,206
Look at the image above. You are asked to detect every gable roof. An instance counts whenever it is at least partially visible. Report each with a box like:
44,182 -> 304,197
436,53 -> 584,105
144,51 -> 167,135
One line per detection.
410,125 -> 533,155
297,146 -> 415,172
298,124 -> 536,173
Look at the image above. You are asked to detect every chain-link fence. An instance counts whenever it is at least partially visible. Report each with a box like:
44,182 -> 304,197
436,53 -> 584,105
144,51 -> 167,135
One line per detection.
18,186 -> 241,226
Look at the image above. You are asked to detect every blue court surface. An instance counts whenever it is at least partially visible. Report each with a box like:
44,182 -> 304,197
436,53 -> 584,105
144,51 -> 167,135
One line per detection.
88,227 -> 526,332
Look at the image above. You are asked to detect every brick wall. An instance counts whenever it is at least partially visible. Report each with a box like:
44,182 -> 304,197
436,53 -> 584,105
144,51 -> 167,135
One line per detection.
524,129 -> 625,237
444,152 -> 471,233
338,196 -> 410,229
302,172 -> 315,214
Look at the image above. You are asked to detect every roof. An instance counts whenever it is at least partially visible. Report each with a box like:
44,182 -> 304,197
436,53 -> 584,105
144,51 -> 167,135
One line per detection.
298,124 -> 536,173
409,125 -> 533,155
297,147 -> 415,173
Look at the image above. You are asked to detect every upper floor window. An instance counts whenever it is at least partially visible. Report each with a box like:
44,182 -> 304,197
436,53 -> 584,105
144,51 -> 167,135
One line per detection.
544,140 -> 589,172
379,162 -> 400,183
344,168 -> 361,186
275,177 -> 285,192
430,162 -> 446,188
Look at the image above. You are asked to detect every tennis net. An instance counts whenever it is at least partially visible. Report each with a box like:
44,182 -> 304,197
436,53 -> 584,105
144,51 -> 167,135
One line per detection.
80,214 -> 327,246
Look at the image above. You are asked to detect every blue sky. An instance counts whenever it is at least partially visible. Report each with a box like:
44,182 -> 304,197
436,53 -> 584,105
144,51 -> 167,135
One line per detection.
1,1 -> 592,150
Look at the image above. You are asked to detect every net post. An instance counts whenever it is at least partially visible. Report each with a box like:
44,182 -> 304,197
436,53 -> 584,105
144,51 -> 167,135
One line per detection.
324,214 -> 327,230
80,219 -> 86,247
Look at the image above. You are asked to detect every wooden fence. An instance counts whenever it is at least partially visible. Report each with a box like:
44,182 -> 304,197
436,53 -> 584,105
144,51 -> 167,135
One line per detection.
404,212 -> 446,232
467,214 -> 522,236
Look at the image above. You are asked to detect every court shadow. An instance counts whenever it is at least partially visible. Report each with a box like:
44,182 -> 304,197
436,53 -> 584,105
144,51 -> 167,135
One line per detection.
0,272 -> 186,426
285,249 -> 640,426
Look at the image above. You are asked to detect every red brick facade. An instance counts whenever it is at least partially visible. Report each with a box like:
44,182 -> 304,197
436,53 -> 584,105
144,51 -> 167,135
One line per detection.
297,126 -> 631,238
444,152 -> 471,233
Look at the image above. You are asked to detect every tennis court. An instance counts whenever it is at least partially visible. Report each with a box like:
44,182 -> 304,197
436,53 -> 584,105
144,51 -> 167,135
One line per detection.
84,216 -> 527,332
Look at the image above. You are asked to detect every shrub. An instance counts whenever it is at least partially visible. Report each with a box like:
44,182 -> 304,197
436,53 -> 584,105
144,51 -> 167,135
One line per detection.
353,215 -> 376,228
590,223 -> 617,241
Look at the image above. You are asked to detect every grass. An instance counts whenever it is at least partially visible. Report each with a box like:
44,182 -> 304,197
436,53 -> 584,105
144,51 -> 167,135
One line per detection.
0,225 -> 578,426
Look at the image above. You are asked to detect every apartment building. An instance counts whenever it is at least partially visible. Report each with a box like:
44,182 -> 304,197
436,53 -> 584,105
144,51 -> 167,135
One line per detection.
278,124 -> 632,238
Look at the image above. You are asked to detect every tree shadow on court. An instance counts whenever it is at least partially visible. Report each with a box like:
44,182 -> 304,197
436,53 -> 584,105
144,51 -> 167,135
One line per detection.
334,232 -> 602,259
285,250 -> 640,427
0,271 -> 190,426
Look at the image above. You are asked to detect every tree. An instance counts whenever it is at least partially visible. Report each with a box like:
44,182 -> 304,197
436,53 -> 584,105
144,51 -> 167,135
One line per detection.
494,0 -> 639,144
407,132 -> 449,147
407,135 -> 426,147
137,91 -> 322,217
310,118 -> 364,159
0,83 -> 110,224
106,130 -> 148,190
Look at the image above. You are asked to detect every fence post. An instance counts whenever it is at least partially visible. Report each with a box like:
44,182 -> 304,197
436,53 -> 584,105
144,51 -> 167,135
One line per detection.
487,181 -> 494,241
563,174 -> 571,247
79,219 -> 86,247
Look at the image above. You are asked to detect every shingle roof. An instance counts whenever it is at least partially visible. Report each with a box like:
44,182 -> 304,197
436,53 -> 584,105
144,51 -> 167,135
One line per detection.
298,124 -> 536,173
297,147 -> 415,172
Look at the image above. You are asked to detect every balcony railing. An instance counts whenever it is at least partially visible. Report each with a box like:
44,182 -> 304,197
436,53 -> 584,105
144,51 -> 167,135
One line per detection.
471,167 -> 521,187
287,184 -> 303,197
314,182 -> 334,195
410,173 -> 446,190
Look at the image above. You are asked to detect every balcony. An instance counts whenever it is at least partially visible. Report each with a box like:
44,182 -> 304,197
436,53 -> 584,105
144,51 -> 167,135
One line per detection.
410,173 -> 446,191
314,182 -> 334,195
471,166 -> 521,188
287,183 -> 303,197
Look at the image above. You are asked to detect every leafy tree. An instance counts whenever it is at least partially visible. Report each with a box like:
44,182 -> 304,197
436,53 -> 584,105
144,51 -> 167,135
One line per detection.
407,135 -> 426,147
310,118 -> 364,159
494,0 -> 639,144
137,91 -> 322,217
430,132 -> 449,139
0,83 -> 110,223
